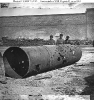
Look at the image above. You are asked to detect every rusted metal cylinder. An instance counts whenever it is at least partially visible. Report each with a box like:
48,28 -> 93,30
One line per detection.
3,44 -> 82,79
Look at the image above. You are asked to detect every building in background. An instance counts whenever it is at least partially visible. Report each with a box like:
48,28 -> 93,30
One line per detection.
0,3 -> 94,40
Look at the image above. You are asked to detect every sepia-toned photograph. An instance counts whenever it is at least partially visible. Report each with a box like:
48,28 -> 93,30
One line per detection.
0,1 -> 94,100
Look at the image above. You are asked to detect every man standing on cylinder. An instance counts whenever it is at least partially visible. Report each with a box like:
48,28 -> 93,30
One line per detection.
56,34 -> 64,45
47,35 -> 55,45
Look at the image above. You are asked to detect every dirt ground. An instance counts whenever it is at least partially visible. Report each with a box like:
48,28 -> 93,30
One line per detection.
0,46 -> 94,100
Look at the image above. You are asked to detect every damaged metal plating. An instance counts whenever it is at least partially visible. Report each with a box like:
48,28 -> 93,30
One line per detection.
2,44 -> 82,79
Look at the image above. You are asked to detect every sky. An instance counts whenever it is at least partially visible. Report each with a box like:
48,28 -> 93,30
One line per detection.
0,3 -> 94,16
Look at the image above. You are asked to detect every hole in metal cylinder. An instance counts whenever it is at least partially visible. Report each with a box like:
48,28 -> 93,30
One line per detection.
57,57 -> 61,61
35,64 -> 40,72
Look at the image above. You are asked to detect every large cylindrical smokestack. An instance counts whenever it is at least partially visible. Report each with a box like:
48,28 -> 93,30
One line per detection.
3,44 -> 82,79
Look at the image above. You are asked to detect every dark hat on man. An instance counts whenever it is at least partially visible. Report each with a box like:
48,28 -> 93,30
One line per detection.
66,36 -> 69,38
50,35 -> 53,38
60,34 -> 63,36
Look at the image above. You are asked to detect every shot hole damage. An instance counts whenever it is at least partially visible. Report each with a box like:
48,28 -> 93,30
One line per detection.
59,53 -> 67,64
57,57 -> 61,61
35,64 -> 41,72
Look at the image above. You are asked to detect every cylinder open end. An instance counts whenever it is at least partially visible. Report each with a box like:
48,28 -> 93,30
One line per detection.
3,47 -> 29,78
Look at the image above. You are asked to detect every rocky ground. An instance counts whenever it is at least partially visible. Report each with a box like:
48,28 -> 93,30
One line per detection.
0,46 -> 94,100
